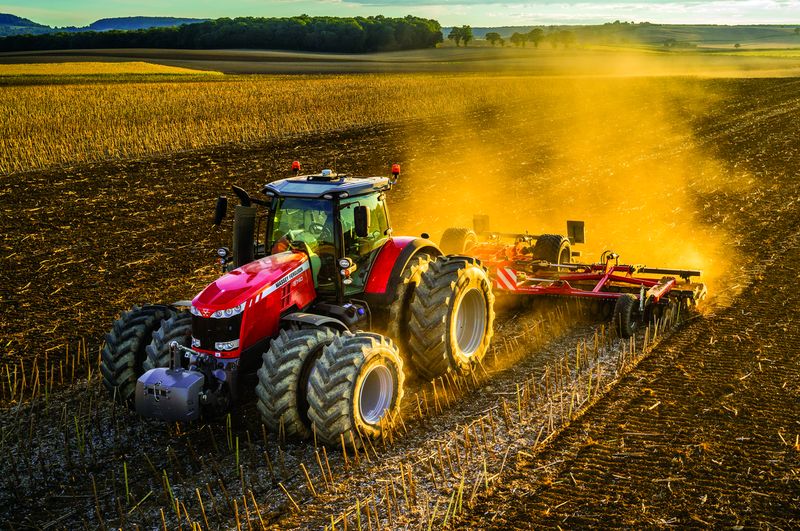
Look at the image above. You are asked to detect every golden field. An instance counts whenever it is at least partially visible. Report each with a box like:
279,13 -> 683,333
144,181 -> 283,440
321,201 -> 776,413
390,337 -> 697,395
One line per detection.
0,60 -> 218,76
0,73 -> 541,174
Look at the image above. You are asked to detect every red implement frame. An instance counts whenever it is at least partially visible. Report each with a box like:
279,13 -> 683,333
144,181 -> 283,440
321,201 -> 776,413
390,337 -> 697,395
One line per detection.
469,242 -> 706,305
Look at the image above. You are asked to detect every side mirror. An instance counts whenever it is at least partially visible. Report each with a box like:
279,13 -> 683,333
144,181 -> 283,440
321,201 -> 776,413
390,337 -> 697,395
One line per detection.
354,205 -> 370,238
214,195 -> 228,226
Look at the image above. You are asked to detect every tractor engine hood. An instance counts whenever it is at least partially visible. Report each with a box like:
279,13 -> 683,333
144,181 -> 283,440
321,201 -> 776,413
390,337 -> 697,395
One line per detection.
192,252 -> 310,312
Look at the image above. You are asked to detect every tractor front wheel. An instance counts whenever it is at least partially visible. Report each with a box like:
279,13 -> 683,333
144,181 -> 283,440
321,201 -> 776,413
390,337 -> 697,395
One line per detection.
408,256 -> 495,381
307,332 -> 404,447
144,311 -> 192,371
100,304 -> 174,404
256,328 -> 338,439
614,294 -> 641,338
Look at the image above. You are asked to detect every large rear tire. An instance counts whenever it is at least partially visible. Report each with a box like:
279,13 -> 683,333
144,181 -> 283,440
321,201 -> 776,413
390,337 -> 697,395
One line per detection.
143,311 -> 192,371
307,332 -> 404,447
386,254 -> 431,374
407,256 -> 495,381
532,234 -> 571,265
100,305 -> 174,404
256,328 -> 338,439
439,228 -> 478,255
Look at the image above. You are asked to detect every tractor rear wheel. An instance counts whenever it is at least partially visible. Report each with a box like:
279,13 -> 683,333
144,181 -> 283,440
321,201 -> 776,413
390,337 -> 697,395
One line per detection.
307,332 -> 404,447
408,256 -> 495,381
386,254 -> 431,375
532,234 -> 571,265
100,304 -> 174,404
439,227 -> 478,255
144,311 -> 192,371
614,294 -> 641,338
256,328 -> 338,439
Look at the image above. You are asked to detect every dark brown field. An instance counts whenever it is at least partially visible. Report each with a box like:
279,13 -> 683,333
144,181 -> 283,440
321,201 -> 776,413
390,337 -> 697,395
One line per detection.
1,74 -> 799,528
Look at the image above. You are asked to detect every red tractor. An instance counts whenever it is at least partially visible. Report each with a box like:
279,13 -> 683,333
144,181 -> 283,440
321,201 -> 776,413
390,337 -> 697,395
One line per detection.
100,164 -> 496,446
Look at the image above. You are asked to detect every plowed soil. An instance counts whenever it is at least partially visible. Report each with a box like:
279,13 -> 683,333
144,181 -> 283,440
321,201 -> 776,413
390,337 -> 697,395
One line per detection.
1,76 -> 799,529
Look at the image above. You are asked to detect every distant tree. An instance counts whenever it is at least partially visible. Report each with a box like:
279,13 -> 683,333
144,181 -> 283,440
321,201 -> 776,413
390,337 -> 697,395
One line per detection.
527,27 -> 545,48
510,31 -> 527,47
499,37 -> 505,47
559,30 -> 576,48
485,31 -> 501,46
795,27 -> 800,35
663,38 -> 677,48
734,42 -> 741,48
448,26 -> 463,46
461,25 -> 473,46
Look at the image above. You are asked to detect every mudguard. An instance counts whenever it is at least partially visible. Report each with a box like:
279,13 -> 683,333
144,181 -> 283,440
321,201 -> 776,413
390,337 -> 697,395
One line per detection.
281,312 -> 349,332
364,236 -> 441,307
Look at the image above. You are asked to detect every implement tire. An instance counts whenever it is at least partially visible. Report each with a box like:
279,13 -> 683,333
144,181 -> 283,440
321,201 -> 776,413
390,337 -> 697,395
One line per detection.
256,328 -> 338,439
614,294 -> 641,339
439,228 -> 478,255
307,332 -> 404,447
144,311 -> 192,371
532,234 -> 571,265
386,254 -> 431,375
407,256 -> 495,381
100,304 -> 174,404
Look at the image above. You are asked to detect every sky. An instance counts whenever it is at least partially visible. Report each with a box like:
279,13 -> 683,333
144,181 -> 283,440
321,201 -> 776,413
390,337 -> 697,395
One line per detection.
2,0 -> 799,27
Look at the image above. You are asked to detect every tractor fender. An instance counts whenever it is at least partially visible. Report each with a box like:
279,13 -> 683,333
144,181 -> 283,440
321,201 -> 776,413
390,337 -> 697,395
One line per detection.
364,236 -> 441,307
281,312 -> 350,333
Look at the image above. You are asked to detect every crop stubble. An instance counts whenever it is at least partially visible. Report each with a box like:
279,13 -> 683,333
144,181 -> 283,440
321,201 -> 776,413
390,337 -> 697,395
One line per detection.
0,76 -> 799,528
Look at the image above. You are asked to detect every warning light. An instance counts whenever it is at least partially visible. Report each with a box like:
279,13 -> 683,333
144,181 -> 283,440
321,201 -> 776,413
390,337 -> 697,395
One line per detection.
391,163 -> 401,176
291,161 -> 301,174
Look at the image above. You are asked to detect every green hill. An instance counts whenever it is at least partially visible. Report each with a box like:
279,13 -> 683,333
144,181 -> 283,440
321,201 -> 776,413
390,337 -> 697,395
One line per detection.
0,14 -> 52,37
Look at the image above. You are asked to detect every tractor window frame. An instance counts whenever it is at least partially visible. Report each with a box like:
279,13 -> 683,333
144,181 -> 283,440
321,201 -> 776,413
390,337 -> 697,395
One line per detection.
339,192 -> 391,296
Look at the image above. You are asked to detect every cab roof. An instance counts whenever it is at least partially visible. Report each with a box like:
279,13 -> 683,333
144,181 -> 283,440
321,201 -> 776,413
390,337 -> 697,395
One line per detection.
263,173 -> 391,199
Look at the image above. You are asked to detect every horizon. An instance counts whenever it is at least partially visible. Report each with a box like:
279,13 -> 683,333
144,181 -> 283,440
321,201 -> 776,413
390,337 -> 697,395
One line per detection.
2,0 -> 799,28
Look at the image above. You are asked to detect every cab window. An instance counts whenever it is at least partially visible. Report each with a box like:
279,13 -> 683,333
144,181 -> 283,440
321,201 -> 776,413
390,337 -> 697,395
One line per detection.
340,193 -> 390,294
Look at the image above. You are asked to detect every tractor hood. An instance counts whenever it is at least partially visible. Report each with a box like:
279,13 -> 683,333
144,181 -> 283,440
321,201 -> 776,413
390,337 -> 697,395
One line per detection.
192,252 -> 309,312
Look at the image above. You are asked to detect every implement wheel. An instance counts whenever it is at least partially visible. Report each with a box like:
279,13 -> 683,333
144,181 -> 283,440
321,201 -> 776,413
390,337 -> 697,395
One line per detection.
100,304 -> 174,404
439,227 -> 478,255
144,311 -> 192,371
532,234 -> 571,265
256,328 -> 338,439
614,294 -> 641,339
307,332 -> 404,447
408,256 -> 495,381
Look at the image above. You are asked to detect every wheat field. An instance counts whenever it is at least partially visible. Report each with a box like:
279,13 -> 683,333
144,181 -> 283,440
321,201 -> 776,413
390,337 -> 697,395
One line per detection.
0,61 -> 219,76
0,73 -> 543,174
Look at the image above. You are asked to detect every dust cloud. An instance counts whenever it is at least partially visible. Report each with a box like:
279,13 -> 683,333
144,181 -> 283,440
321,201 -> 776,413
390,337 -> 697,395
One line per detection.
388,74 -> 751,305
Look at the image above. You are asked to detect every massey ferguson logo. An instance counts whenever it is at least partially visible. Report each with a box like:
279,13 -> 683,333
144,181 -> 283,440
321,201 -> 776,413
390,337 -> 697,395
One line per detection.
200,308 -> 212,318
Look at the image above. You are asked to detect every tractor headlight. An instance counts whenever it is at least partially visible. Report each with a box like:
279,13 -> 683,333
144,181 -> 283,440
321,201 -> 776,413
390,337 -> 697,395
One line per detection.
190,305 -> 201,316
204,303 -> 246,319
191,337 -> 201,348
214,339 -> 240,351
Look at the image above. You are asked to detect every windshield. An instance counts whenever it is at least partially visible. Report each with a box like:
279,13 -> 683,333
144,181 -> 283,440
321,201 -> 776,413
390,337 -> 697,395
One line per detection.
269,197 -> 336,290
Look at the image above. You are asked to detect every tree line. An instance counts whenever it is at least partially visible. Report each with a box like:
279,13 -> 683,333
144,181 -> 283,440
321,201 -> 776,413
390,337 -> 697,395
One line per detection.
487,28 -> 577,48
0,15 -> 443,53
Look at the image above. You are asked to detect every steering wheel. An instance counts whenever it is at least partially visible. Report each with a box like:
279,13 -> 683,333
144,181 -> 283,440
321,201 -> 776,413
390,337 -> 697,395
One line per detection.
309,222 -> 333,243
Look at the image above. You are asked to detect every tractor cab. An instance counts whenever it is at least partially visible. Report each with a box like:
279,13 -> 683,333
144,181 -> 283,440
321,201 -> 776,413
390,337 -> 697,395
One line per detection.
261,168 -> 393,301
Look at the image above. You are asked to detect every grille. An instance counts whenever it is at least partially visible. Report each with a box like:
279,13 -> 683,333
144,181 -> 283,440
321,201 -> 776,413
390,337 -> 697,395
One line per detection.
192,313 -> 242,351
